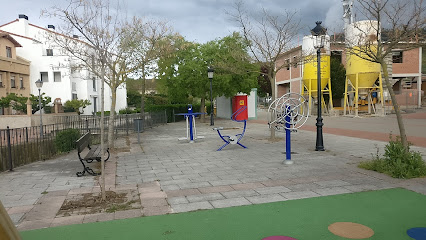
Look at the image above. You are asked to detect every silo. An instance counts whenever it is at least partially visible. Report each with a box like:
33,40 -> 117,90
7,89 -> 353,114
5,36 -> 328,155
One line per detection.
302,35 -> 333,113
344,20 -> 384,116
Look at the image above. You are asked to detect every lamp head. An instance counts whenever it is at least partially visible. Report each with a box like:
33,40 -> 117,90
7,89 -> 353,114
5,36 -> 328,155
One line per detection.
208,67 -> 214,79
311,21 -> 327,49
35,79 -> 43,89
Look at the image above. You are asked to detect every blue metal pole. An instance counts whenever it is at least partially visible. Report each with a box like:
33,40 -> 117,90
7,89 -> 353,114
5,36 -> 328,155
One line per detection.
188,105 -> 194,142
285,106 -> 291,161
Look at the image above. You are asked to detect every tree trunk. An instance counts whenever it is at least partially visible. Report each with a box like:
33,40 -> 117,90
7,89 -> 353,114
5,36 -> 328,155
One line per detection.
100,58 -> 106,201
380,61 -> 409,150
108,88 -> 117,149
269,74 -> 276,140
200,97 -> 206,123
140,74 -> 146,121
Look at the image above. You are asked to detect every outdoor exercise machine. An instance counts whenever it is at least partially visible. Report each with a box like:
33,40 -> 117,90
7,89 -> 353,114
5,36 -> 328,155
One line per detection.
213,106 -> 247,151
176,104 -> 205,143
268,93 -> 309,164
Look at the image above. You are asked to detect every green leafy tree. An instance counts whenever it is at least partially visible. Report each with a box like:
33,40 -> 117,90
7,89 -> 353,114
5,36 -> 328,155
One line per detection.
330,58 -> 346,101
158,32 -> 258,120
0,93 -> 51,114
64,99 -> 91,115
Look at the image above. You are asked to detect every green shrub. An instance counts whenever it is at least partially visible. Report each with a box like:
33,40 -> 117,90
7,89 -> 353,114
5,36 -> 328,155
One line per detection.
55,129 -> 80,152
359,136 -> 426,179
96,111 -> 115,116
44,105 -> 53,114
144,104 -> 202,122
119,108 -> 138,114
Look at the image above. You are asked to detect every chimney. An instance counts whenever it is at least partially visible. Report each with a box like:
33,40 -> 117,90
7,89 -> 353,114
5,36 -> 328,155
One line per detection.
17,14 -> 29,37
48,25 -> 55,30
18,14 -> 28,20
73,35 -> 79,39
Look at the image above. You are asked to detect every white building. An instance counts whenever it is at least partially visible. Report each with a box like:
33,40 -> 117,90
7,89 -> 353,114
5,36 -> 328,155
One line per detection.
0,15 -> 127,115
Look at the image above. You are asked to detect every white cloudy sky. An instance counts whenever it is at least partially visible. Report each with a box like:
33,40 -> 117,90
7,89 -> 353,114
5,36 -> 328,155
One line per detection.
0,0 -> 345,43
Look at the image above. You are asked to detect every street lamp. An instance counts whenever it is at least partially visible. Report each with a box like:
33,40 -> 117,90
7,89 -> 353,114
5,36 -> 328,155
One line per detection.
35,79 -> 43,138
208,67 -> 214,126
311,21 -> 327,151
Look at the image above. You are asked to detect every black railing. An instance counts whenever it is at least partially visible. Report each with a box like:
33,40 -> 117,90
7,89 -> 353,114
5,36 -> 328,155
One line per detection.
0,111 -> 167,172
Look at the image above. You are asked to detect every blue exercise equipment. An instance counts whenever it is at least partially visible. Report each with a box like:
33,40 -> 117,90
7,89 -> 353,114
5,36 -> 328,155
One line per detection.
176,104 -> 205,143
213,106 -> 247,151
268,93 -> 309,164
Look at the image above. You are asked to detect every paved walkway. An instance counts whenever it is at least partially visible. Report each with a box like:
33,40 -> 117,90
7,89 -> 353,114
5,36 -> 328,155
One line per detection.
1,110 -> 426,231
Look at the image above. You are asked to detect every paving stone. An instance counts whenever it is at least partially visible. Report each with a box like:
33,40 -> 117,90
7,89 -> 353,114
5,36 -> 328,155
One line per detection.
141,198 -> 168,207
171,201 -> 213,213
222,190 -> 259,199
9,213 -> 25,224
343,184 -> 380,192
167,197 -> 189,205
314,180 -> 352,187
140,191 -> 167,200
246,194 -> 287,204
210,197 -> 252,208
187,193 -> 225,203
17,219 -> 53,231
178,182 -> 212,189
142,205 -> 172,216
287,183 -> 322,191
138,186 -> 162,194
208,179 -> 242,186
198,185 -> 234,194
50,215 -> 85,227
83,213 -> 115,223
230,182 -> 265,191
7,205 -> 34,215
280,190 -> 321,200
166,188 -> 201,198
255,186 -> 291,195
313,187 -> 352,196
114,209 -> 143,220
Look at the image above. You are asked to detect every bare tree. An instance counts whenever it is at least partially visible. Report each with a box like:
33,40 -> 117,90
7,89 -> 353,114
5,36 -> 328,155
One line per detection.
228,1 -> 300,139
44,0 -> 134,200
347,0 -> 425,150
122,17 -> 174,119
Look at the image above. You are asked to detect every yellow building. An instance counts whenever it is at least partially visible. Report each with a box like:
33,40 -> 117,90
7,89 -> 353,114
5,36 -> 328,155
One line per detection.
0,31 -> 30,115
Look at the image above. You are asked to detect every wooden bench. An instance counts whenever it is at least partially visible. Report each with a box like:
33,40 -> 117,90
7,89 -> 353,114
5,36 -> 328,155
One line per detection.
76,132 -> 110,177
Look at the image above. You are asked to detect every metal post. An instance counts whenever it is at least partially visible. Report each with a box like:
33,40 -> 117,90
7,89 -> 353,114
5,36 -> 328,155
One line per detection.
126,114 -> 129,136
210,78 -> 214,126
315,48 -> 325,151
6,126 -> 13,171
285,106 -> 293,164
39,89 -> 43,138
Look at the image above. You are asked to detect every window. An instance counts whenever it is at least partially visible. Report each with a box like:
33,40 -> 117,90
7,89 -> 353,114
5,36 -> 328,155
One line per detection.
0,74 -> 3,87
46,49 -> 53,56
92,77 -> 96,91
72,93 -> 78,100
392,51 -> 403,63
20,77 -> 24,89
11,76 -> 16,88
6,47 -> 12,58
72,82 -> 77,91
40,72 -> 48,82
54,72 -> 61,82
293,56 -> 298,68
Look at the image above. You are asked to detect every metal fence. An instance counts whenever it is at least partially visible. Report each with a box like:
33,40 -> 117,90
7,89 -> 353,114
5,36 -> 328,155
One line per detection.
0,111 -> 167,172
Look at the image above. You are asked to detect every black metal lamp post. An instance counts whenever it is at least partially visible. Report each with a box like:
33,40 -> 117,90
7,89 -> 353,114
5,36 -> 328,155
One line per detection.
35,79 -> 44,138
208,67 -> 214,126
311,21 -> 327,151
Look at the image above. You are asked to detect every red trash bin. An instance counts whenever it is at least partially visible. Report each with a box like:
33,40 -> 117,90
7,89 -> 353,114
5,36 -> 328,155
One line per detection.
232,95 -> 248,121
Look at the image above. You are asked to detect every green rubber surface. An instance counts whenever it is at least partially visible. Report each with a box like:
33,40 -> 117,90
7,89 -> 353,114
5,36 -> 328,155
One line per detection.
20,188 -> 426,240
